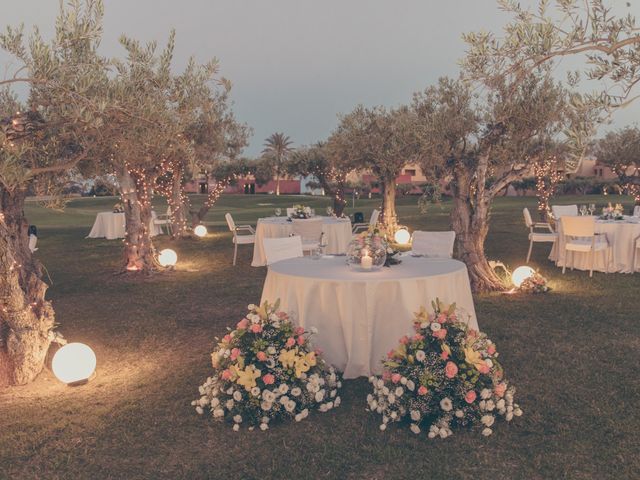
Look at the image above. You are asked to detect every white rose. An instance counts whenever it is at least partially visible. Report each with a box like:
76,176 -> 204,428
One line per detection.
315,390 -> 325,402
233,391 -> 242,401
379,424 -> 387,431
213,408 -> 224,418
480,388 -> 491,400
506,412 -> 514,422
233,415 -> 242,424
261,401 -> 272,411
278,384 -> 289,394
439,429 -> 448,439
279,395 -> 289,405
395,387 -> 404,397
455,410 -> 464,418
415,350 -> 426,362
440,398 -> 453,412
248,304 -> 256,310
225,399 -> 234,410
481,415 -> 495,427
486,400 -> 495,411
388,394 -> 396,404
514,408 -> 523,417
410,424 -> 421,434
369,400 -> 378,410
410,410 -> 421,422
195,406 -> 203,415
291,387 -> 302,397
430,323 -> 441,331
400,376 -> 407,385
420,322 -> 429,329
260,423 -> 269,431
390,411 -> 398,420
226,386 -> 233,395
482,428 -> 492,436
232,424 -> 240,431
267,346 -> 277,355
251,387 -> 261,397
496,399 -> 505,410
262,391 -> 275,403
406,380 -> 415,391
285,401 -> 296,412
485,359 -> 493,368
330,390 -> 337,398
295,413 -> 303,422
428,431 -> 436,439
334,396 -> 341,407
382,386 -> 389,395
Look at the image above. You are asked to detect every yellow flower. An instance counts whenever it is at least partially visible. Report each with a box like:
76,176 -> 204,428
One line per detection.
279,348 -> 298,369
234,364 -> 261,391
464,346 -> 485,370
441,344 -> 451,356
414,306 -> 430,323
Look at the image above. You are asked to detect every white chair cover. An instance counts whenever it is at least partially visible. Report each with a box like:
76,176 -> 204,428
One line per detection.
369,209 -> 380,226
292,217 -> 323,246
551,205 -> 578,219
225,212 -> 236,231
634,206 -> 640,217
28,234 -> 38,253
411,231 -> 456,258
522,208 -> 534,227
263,236 -> 304,265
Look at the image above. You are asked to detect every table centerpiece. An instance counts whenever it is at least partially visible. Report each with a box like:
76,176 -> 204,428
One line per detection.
347,226 -> 389,271
290,204 -> 312,219
600,203 -> 624,220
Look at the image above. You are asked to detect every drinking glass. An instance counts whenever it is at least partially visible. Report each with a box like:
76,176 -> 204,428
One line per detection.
579,205 -> 587,216
588,203 -> 595,216
275,208 -> 281,217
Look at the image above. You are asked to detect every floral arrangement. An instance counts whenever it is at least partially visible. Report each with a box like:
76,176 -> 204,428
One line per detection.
193,300 -> 342,431
519,273 -> 550,294
112,203 -> 124,213
600,203 -> 624,220
290,204 -> 312,219
347,226 -> 389,270
367,299 -> 522,438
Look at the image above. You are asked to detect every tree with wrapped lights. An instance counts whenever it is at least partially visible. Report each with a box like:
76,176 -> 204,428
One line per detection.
593,127 -> 640,205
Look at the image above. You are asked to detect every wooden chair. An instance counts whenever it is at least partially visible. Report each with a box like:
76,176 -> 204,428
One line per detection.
561,216 -> 611,277
225,213 -> 255,266
523,208 -> 557,262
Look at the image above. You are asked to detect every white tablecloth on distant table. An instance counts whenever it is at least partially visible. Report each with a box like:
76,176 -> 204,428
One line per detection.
252,216 -> 352,267
87,211 -> 162,240
549,216 -> 640,273
260,255 -> 478,378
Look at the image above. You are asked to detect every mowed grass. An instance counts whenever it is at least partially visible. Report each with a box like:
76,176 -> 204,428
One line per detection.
1,193 -> 639,480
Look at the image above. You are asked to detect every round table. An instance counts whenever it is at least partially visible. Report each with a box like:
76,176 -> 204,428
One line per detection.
549,216 -> 640,273
260,255 -> 478,378
251,216 -> 352,267
87,211 -> 162,240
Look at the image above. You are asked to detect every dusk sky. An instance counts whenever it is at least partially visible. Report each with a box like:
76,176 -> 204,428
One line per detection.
2,0 -> 639,156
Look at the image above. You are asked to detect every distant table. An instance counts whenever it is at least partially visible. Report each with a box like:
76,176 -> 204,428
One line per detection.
251,216 -> 352,267
549,216 -> 640,273
260,255 -> 478,378
87,211 -> 161,240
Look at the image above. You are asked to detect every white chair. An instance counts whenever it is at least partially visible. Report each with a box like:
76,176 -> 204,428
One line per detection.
352,209 -> 380,234
263,236 -> 304,265
292,217 -> 324,253
561,216 -> 611,277
633,206 -> 640,217
225,212 -> 256,266
523,208 -> 557,262
411,231 -> 456,258
28,234 -> 38,253
154,206 -> 173,235
551,204 -> 578,220
286,208 -> 295,217
633,235 -> 640,274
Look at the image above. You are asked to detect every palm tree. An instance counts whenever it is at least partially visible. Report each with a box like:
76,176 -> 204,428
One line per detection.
262,132 -> 294,195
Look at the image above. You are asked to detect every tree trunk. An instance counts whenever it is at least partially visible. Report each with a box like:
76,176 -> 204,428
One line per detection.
118,169 -> 158,273
332,184 -> 347,217
450,171 -> 506,293
0,187 -> 55,386
381,179 -> 398,230
169,165 -> 189,237
190,179 -> 228,227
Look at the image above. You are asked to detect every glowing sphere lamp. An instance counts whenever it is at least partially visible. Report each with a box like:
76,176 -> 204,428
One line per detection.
52,343 -> 96,386
194,225 -> 207,237
158,248 -> 178,267
394,228 -> 411,245
511,266 -> 535,288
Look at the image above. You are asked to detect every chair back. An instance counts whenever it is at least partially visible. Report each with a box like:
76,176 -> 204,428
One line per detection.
225,213 -> 236,233
634,205 -> 640,217
292,217 -> 323,243
522,208 -> 533,228
551,204 -> 578,219
286,208 -> 295,217
263,236 -> 304,265
369,209 -> 380,226
562,216 -> 595,238
411,231 -> 456,258
353,212 -> 364,223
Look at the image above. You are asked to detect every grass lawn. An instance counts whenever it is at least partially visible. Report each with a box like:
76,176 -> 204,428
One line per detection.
1,193 -> 639,479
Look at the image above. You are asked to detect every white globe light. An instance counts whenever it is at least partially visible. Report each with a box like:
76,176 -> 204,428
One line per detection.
52,343 -> 96,385
158,248 -> 178,267
194,225 -> 207,237
511,266 -> 535,287
394,228 -> 411,244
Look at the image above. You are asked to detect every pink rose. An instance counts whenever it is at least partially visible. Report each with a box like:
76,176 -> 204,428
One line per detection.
286,337 -> 296,348
445,361 -> 458,378
256,351 -> 267,362
464,390 -> 477,403
294,326 -> 305,336
440,351 -> 449,360
433,329 -> 447,340
221,369 -> 232,380
230,348 -> 241,361
262,373 -> 275,385
222,334 -> 232,344
413,333 -> 424,342
468,329 -> 478,339
387,349 -> 395,359
250,324 -> 263,334
382,370 -> 391,381
418,385 -> 428,396
399,335 -> 409,345
391,373 -> 401,384
277,311 -> 288,319
297,336 -> 305,346
494,383 -> 507,398
236,319 -> 249,330
487,344 -> 496,355
437,313 -> 448,323
477,362 -> 491,374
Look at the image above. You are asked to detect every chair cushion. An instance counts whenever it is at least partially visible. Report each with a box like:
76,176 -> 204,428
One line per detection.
529,232 -> 557,242
234,234 -> 255,244
565,237 -> 608,252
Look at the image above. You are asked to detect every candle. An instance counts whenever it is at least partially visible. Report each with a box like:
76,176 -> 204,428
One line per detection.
361,250 -> 373,270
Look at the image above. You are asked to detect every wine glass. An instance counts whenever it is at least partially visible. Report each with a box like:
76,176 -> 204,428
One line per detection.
588,203 -> 595,216
579,205 -> 587,216
275,208 -> 281,217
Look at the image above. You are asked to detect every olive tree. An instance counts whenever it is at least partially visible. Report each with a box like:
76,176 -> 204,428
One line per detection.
593,127 -> 640,204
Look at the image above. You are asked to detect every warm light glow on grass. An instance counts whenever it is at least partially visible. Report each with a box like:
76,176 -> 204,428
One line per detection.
158,248 -> 178,267
52,343 -> 96,385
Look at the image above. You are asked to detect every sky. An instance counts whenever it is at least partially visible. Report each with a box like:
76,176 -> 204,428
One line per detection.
2,0 -> 640,157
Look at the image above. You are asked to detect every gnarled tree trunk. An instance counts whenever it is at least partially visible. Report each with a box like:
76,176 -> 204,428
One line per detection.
450,169 -> 506,293
118,168 -> 158,273
169,164 -> 189,237
0,187 -> 55,386
381,178 -> 398,230
190,178 -> 228,227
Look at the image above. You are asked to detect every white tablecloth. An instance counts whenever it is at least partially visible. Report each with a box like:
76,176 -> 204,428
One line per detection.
87,211 -> 162,240
549,216 -> 640,273
260,255 -> 478,378
252,216 -> 352,267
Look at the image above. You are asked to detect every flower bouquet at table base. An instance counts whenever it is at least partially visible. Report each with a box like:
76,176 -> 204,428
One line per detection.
519,272 -> 550,294
193,300 -> 342,431
367,299 -> 522,438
